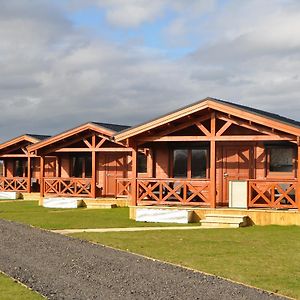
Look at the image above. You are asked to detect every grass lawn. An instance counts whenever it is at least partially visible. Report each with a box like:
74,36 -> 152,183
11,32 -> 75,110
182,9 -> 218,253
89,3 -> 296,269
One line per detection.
71,225 -> 300,299
0,201 -> 198,229
0,272 -> 43,300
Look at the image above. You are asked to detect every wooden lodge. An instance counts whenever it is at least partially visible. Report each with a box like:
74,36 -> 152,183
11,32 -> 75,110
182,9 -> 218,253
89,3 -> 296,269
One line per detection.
28,122 -> 134,203
2,97 -> 300,224
0,134 -> 51,198
114,97 -> 300,212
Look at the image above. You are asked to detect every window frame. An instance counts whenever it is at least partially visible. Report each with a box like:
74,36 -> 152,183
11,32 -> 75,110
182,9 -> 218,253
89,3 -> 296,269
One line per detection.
70,154 -> 92,178
170,147 -> 209,179
266,145 -> 296,178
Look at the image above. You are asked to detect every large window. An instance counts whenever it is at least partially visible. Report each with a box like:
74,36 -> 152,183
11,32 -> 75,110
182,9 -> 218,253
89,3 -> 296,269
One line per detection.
71,155 -> 92,178
173,148 -> 208,179
269,147 -> 294,173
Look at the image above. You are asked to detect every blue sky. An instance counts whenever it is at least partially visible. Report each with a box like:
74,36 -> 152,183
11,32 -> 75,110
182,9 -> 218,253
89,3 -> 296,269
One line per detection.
0,0 -> 299,140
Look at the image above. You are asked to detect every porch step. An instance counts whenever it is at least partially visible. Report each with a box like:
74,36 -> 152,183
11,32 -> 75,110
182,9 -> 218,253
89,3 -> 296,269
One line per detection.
200,214 -> 249,228
83,200 -> 117,209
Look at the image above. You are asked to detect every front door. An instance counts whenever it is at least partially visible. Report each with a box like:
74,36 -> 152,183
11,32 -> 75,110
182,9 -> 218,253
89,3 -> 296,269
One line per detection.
103,153 -> 128,196
221,145 -> 253,206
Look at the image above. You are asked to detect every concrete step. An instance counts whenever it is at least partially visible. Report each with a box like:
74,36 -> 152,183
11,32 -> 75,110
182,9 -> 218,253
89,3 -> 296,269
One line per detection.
83,200 -> 117,209
200,214 -> 249,228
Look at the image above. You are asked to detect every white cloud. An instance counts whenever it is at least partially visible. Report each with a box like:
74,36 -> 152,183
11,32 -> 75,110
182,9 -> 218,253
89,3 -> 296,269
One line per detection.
0,0 -> 300,141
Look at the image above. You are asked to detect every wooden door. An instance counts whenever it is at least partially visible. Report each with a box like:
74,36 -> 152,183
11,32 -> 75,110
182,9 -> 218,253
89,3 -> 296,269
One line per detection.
103,153 -> 128,196
221,146 -> 253,205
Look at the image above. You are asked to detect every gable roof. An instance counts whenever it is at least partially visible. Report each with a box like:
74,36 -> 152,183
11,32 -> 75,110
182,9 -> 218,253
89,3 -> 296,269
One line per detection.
114,97 -> 300,141
0,134 -> 51,151
91,122 -> 130,132
29,121 -> 129,152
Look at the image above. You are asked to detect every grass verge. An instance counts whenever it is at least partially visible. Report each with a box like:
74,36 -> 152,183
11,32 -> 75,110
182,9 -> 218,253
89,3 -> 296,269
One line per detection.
71,225 -> 300,299
0,201 -> 198,230
0,272 -> 43,300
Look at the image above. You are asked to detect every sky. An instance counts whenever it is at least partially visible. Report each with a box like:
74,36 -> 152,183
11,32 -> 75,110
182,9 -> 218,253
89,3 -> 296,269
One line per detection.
1,0 -> 300,140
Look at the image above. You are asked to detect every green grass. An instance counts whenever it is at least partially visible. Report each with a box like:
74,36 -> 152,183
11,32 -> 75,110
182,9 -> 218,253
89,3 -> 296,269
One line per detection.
0,272 -> 43,300
71,226 -> 300,299
0,201 -> 198,230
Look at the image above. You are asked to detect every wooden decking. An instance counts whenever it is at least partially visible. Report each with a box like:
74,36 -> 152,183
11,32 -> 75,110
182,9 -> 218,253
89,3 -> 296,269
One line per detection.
129,205 -> 300,226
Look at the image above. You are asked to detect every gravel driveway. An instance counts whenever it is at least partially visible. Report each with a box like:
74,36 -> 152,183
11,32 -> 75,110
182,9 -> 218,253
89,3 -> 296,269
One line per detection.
0,219 -> 286,300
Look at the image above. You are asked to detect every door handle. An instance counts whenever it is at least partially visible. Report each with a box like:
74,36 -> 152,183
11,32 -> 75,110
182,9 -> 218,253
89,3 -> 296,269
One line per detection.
224,173 -> 228,178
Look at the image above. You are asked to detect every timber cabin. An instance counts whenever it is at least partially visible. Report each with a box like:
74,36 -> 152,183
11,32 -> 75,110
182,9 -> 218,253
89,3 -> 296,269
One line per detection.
114,97 -> 300,220
0,134 -> 51,199
28,122 -> 133,205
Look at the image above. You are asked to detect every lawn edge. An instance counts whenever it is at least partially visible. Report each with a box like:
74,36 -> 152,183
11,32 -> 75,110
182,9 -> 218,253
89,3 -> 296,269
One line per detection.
0,270 -> 46,299
68,233 -> 294,300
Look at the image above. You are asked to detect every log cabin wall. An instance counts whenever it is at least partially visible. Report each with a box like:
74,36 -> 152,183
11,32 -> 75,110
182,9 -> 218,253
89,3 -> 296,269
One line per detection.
153,143 -> 169,179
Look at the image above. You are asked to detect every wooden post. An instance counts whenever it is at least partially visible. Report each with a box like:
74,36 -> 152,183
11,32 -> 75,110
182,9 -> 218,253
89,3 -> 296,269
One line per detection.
27,154 -> 31,193
39,155 -> 44,205
210,112 -> 216,208
297,138 -> 300,210
91,135 -> 96,199
131,142 -> 137,206
55,156 -> 60,177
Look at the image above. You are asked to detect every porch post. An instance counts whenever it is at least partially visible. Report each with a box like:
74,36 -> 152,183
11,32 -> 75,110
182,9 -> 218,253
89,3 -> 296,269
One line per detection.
27,154 -> 31,193
131,142 -> 137,206
39,155 -> 44,205
297,139 -> 300,210
91,135 -> 96,198
210,112 -> 216,208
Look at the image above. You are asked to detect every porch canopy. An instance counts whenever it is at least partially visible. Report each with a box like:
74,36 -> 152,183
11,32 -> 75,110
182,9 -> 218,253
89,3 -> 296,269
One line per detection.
29,122 -> 131,198
0,134 -> 50,193
114,97 -> 300,209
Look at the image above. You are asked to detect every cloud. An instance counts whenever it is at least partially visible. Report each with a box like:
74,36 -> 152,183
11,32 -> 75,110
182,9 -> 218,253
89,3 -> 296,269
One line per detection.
0,0 -> 300,142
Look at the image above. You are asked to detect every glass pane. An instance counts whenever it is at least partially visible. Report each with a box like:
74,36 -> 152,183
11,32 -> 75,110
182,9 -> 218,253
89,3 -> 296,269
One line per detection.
85,156 -> 92,178
138,153 -> 147,173
173,149 -> 188,178
270,148 -> 293,172
72,157 -> 83,177
0,160 -> 3,176
15,159 -> 26,177
191,149 -> 207,178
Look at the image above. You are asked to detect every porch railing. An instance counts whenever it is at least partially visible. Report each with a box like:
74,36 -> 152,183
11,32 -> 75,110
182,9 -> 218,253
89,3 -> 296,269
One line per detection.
44,177 -> 92,197
0,177 -> 29,192
137,178 -> 211,206
248,179 -> 298,209
115,178 -> 132,198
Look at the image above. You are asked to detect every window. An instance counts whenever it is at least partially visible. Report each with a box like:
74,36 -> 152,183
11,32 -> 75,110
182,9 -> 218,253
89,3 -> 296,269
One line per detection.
173,149 -> 188,178
191,149 -> 207,178
137,152 -> 147,173
14,159 -> 27,177
71,155 -> 92,178
269,147 -> 294,173
173,148 -> 208,179
0,160 -> 3,176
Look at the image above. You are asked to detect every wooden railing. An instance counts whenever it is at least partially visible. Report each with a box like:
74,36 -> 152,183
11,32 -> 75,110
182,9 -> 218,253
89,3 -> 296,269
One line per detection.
0,177 -> 28,192
115,178 -> 132,198
44,177 -> 92,197
248,179 -> 298,209
137,178 -> 211,206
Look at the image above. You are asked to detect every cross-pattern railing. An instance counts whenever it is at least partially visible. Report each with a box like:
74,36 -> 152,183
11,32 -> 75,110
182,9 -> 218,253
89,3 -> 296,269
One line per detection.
248,179 -> 298,209
115,178 -> 132,198
137,178 -> 210,206
44,177 -> 92,197
0,177 -> 29,192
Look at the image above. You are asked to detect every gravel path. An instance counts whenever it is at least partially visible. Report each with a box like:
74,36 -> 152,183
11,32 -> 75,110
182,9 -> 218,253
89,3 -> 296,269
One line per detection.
0,219 -> 287,300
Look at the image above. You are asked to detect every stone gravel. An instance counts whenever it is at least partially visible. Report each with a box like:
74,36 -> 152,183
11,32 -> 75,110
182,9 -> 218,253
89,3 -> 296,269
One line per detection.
0,219 -> 287,300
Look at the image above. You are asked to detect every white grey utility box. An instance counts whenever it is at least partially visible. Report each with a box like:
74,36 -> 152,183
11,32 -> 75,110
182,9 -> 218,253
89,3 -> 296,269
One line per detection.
228,180 -> 248,209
